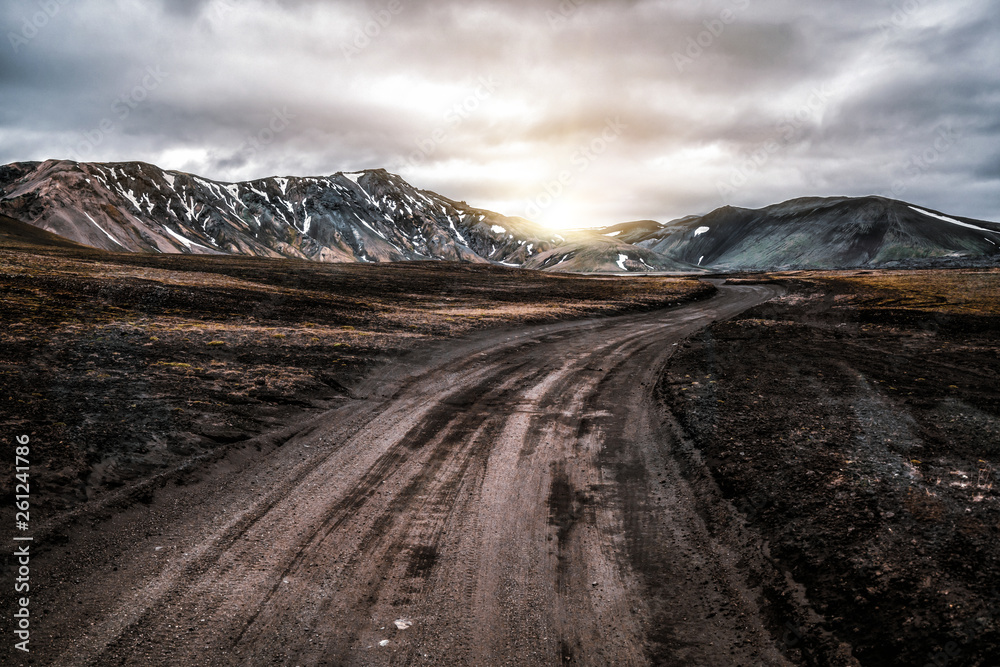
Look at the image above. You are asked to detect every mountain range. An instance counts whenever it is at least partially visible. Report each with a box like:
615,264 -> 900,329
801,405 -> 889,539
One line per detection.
2,159 -> 998,272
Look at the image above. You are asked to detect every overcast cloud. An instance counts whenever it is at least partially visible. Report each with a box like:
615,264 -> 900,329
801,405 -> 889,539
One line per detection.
1,0 -> 997,227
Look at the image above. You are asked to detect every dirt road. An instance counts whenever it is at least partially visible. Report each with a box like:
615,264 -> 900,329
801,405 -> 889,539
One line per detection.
16,282 -> 788,666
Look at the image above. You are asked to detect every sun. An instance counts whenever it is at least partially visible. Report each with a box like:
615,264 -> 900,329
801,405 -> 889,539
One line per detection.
532,199 -> 603,231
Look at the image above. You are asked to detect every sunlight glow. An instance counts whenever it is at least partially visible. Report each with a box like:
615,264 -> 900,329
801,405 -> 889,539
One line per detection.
533,204 -> 595,230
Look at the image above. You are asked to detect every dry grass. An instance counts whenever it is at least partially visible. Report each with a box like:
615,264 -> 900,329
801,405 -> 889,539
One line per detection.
777,268 -> 1000,316
0,240 -> 713,514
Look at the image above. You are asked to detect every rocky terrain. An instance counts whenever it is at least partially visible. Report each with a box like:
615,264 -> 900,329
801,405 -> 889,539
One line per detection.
662,269 -> 1000,666
3,157 -> 1000,665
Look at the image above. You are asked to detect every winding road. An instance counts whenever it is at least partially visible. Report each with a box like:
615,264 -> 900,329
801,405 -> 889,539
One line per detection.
27,281 -> 789,666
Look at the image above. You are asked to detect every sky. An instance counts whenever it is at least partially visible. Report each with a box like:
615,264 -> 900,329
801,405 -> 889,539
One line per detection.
1,0 -> 998,229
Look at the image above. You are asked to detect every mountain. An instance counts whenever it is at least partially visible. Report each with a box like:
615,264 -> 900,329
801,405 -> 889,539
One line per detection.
607,196 -> 1000,270
521,234 -> 700,273
0,159 -> 574,268
2,160 -> 997,273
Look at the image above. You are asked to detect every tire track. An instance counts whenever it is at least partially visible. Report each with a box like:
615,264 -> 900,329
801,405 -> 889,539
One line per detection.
38,283 -> 792,667
237,364 -> 554,664
63,357 -> 522,666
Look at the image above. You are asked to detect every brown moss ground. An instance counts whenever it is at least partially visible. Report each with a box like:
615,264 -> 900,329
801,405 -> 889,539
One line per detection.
662,269 -> 1000,666
0,241 -> 711,517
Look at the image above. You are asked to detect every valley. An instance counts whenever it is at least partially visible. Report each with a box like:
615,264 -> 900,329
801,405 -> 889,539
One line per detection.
3,1 -> 996,663
0,196 -> 997,666
1,253 -> 783,666
1,215 -> 996,664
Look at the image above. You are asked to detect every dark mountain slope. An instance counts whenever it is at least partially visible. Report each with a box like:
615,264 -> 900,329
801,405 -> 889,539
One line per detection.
616,196 -> 1000,270
0,212 -> 90,249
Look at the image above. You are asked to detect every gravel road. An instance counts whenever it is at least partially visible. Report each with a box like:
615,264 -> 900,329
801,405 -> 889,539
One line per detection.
18,282 -> 788,666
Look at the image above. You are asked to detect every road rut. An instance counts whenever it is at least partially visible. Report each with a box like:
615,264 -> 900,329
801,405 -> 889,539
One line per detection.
24,282 -> 789,666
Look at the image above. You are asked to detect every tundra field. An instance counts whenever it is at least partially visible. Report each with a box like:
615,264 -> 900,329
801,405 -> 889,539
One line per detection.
1,223 -> 997,666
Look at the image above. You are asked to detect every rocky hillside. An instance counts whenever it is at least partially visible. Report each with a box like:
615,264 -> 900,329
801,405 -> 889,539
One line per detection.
2,160 -> 997,273
606,196 -> 1000,270
0,159 -> 570,267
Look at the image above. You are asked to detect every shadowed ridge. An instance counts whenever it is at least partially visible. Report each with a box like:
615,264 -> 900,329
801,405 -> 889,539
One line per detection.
0,213 -> 93,249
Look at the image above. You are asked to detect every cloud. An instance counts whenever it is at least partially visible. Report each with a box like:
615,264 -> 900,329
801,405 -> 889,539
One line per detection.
1,0 -> 998,226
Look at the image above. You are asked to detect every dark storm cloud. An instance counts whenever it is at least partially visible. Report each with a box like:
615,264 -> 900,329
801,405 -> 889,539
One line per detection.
1,0 -> 997,227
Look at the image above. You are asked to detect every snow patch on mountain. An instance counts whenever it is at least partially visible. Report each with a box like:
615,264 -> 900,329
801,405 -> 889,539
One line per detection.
163,225 -> 212,251
121,188 -> 143,213
84,212 -> 125,248
909,206 -> 997,235
449,220 -> 468,245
